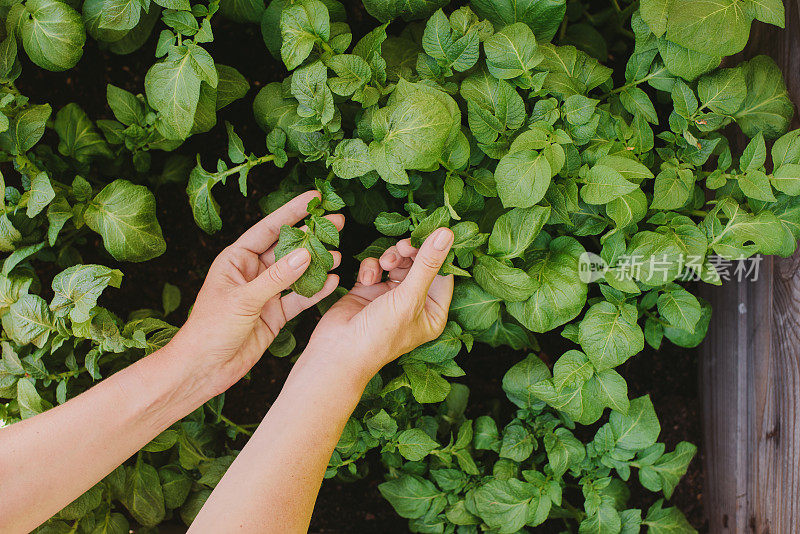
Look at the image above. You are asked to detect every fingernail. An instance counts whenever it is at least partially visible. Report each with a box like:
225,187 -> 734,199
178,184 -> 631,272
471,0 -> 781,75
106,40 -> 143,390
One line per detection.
287,248 -> 310,268
433,228 -> 453,251
384,251 -> 397,263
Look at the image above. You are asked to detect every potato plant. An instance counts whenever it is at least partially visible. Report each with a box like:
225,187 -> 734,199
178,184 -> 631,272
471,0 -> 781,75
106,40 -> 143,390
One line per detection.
1,0 -> 799,532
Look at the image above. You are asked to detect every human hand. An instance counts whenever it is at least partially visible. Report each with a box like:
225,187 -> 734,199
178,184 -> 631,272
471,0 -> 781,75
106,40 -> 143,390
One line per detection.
304,227 -> 454,383
170,191 -> 342,395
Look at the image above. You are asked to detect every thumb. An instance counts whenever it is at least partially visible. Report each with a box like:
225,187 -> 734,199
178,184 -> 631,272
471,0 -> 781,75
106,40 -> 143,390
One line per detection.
398,227 -> 453,306
241,247 -> 311,309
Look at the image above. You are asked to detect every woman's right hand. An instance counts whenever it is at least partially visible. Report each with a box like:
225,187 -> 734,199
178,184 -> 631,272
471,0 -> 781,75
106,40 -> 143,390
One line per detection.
304,227 -> 455,382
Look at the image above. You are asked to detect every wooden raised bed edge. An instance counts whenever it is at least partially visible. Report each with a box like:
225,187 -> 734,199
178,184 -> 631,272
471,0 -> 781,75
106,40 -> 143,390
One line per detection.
701,2 -> 800,531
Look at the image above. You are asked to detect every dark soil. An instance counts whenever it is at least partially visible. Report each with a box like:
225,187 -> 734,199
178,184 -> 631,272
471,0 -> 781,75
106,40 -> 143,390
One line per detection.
13,6 -> 707,533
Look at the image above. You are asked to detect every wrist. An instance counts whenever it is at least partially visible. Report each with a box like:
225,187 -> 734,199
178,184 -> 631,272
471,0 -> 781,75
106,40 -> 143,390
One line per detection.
294,342 -> 376,396
116,343 -> 217,433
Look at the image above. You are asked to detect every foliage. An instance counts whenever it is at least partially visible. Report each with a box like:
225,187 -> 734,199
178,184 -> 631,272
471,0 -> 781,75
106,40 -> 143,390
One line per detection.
1,0 -> 798,532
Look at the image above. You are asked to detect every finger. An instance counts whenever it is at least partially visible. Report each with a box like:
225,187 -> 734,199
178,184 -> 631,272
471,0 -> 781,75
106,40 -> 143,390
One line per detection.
398,228 -> 453,305
235,191 -> 320,254
259,213 -> 345,266
396,239 -> 418,259
379,246 -> 400,271
280,274 -> 340,320
330,251 -> 342,269
357,257 -> 382,286
386,266 -> 412,283
241,247 -> 311,309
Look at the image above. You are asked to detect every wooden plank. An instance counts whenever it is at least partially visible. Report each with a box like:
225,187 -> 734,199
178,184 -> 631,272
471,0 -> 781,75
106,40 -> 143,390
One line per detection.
701,2 -> 800,531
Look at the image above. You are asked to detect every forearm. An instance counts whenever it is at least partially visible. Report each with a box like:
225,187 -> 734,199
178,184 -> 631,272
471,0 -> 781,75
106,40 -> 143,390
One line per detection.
0,342 -> 215,533
189,348 -> 370,534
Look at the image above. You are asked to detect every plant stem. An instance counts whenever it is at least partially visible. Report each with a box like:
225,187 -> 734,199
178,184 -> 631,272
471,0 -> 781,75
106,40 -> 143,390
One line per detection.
218,413 -> 254,436
601,67 -> 667,98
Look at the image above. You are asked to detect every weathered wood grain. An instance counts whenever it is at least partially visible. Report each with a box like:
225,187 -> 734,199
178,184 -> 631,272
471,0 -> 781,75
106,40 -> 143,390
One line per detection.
701,2 -> 800,531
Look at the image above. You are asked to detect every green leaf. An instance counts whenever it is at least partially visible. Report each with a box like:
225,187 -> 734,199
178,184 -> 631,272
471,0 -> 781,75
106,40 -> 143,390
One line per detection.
579,301 -> 644,371
145,48 -> 202,140
471,478 -> 545,533
651,168 -> 693,210
564,95 -> 598,125
20,0 -> 86,71
488,206 -> 549,260
657,286 -> 701,333
607,189 -> 648,228
274,225 -> 333,297
746,0 -> 784,26
2,294 -> 54,347
54,104 -> 113,163
326,54 -> 371,96
610,395 -> 661,450
365,409 -> 398,438
26,172 -> 55,218
84,180 -> 167,262
640,0 -> 670,36
16,377 -> 44,418
506,236 -> 588,333
772,164 -> 800,196
186,159 -> 223,234
8,104 -> 51,153
370,79 -> 460,182
51,265 -> 123,323
219,0 -> 265,23
502,353 -> 550,408
374,211 -> 410,236
473,255 -> 536,302
620,86 -> 658,124
363,0 -> 448,23
644,499 -> 697,534
312,214 -> 339,246
451,280 -> 502,332
379,475 -> 440,519
581,164 -> 638,205
734,56 -> 794,139
215,64 -> 249,110
403,362 -> 451,403
657,38 -> 721,81
495,148 -> 552,208
90,512 -> 129,534
397,428 -> 439,461
107,84 -> 145,126
471,0 -> 567,42
579,496 -> 622,534
483,22 -> 541,80
670,80 -> 698,118
280,0 -> 330,70
538,43 -> 612,96
738,171 -> 775,202
97,0 -> 142,31
664,0 -> 752,57
159,469 -> 192,509
697,67 -> 746,115
544,427 -> 585,478
639,441 -> 697,499
499,424 -> 534,462
410,206 -> 450,247
121,462 -> 166,527
460,69 -> 526,145
330,138 -> 373,179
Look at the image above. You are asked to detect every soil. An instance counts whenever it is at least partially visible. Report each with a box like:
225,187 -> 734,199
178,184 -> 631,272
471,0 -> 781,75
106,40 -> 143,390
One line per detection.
13,5 -> 707,533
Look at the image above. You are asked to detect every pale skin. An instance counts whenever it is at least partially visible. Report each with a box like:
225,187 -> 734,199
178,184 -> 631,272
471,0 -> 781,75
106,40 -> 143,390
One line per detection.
0,190 -> 455,534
